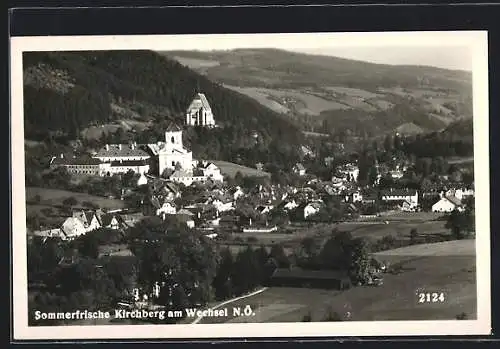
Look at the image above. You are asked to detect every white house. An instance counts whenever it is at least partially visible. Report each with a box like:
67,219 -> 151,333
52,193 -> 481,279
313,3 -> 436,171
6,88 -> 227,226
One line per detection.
229,186 -> 245,201
283,200 -> 299,211
303,202 -> 323,219
293,163 -> 306,176
156,202 -> 177,217
432,196 -> 463,213
185,93 -> 216,127
211,199 -> 234,213
444,188 -> 474,201
72,210 -> 101,232
137,172 -> 148,186
381,189 -> 419,206
98,213 -> 122,230
195,161 -> 224,182
61,217 -> 87,240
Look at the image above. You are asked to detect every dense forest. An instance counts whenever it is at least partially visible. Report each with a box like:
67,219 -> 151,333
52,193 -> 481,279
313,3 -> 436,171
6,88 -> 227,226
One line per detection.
23,51 -> 304,165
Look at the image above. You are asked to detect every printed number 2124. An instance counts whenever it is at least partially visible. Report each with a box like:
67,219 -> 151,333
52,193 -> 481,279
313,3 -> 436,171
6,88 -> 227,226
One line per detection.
418,292 -> 445,303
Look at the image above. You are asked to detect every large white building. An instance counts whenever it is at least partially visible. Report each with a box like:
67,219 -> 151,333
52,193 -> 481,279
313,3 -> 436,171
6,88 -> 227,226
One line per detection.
185,93 -> 216,127
93,142 -> 150,162
148,123 -> 193,175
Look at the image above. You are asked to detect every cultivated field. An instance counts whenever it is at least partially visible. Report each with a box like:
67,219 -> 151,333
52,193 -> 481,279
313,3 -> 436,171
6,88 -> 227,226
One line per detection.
224,85 -> 349,116
210,160 -> 270,178
199,240 -> 476,323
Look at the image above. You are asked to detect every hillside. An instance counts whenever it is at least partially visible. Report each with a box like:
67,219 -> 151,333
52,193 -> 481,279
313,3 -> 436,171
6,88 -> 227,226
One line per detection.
162,49 -> 473,137
23,50 -> 304,168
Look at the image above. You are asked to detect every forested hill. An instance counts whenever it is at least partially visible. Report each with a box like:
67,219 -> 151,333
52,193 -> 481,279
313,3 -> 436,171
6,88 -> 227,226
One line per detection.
23,50 -> 304,165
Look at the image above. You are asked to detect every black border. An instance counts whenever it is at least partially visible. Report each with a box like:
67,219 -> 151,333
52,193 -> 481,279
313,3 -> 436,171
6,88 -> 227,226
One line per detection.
8,3 -> 500,345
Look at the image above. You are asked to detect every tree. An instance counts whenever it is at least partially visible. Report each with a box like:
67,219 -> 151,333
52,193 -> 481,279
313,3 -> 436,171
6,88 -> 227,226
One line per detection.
269,244 -> 290,268
130,218 -> 219,308
77,233 -> 100,259
446,209 -> 474,240
368,165 -> 379,186
213,248 -> 235,300
409,228 -> 418,245
231,247 -> 261,296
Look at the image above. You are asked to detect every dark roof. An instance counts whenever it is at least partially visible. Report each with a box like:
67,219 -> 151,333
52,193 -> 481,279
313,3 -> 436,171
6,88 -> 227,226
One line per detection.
166,123 -> 182,132
95,144 -> 150,158
98,213 -> 122,227
271,268 -> 349,281
445,195 -> 462,206
51,156 -> 101,166
110,160 -> 148,167
380,188 -> 417,196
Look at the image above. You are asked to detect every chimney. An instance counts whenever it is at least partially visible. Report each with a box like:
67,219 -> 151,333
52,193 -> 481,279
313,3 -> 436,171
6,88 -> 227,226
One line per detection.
118,144 -> 122,150
105,144 -> 109,151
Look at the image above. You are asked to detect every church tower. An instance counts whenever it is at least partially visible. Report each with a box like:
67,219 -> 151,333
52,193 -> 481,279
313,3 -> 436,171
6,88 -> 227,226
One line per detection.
164,123 -> 183,148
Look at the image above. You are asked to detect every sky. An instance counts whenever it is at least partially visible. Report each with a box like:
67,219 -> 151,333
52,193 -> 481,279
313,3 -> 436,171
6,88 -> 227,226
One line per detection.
289,47 -> 472,72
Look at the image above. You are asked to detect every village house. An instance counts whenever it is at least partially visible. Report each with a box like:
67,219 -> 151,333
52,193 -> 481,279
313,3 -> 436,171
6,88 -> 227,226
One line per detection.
60,217 -> 87,240
228,186 -> 245,201
303,201 -> 323,219
389,170 -> 404,179
381,188 -> 419,207
432,196 -> 464,213
293,163 -> 306,176
338,163 -> 359,182
175,209 -> 196,228
185,93 -> 216,128
283,199 -> 299,211
156,202 -> 177,218
72,210 -> 101,232
256,204 -> 274,215
346,190 -> 363,203
443,187 -> 475,201
137,172 -> 148,186
97,213 -> 123,230
210,197 -> 234,213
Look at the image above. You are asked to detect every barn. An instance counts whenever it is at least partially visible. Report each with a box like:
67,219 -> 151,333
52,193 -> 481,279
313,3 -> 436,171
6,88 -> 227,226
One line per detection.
266,268 -> 352,290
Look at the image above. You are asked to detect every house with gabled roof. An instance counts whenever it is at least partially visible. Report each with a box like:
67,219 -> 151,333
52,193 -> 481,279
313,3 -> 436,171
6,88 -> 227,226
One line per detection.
432,196 -> 464,213
60,217 -> 87,240
72,210 -> 101,232
293,163 -> 306,176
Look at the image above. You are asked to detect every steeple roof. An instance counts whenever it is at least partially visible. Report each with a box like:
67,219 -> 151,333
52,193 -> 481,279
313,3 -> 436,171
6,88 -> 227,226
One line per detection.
166,123 -> 182,132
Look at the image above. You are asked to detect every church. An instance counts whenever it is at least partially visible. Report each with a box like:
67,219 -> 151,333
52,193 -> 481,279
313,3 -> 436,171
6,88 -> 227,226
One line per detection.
147,123 -> 193,175
185,93 -> 216,127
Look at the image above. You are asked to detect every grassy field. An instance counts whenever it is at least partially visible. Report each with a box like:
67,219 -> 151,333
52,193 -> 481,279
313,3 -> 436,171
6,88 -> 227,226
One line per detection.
199,239 -> 476,323
210,160 -> 270,178
26,187 -> 125,210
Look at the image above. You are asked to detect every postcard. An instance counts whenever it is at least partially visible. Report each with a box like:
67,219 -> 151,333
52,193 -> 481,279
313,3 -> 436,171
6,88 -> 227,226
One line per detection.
10,31 -> 491,340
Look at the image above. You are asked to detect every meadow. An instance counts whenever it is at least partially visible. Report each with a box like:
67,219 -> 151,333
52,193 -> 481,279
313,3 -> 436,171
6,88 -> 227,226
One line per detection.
198,240 -> 476,323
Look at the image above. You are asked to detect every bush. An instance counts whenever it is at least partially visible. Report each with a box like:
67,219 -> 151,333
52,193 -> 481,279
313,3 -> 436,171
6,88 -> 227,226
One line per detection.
302,312 -> 312,322
62,196 -> 78,207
